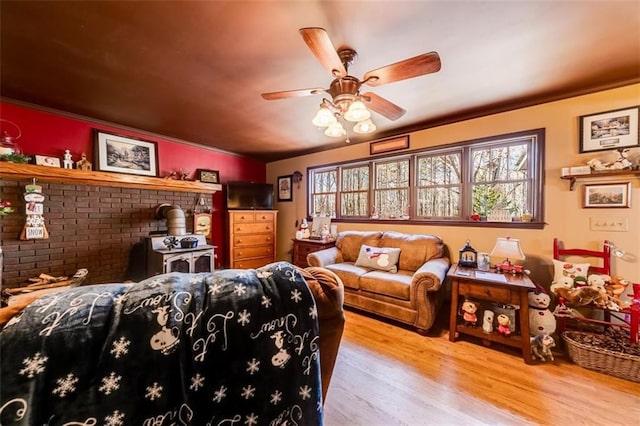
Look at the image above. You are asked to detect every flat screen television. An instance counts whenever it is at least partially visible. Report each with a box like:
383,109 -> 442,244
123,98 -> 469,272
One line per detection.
226,181 -> 274,210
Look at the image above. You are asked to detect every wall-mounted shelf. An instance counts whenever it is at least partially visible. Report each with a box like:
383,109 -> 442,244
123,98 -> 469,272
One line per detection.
561,169 -> 640,191
0,162 -> 222,194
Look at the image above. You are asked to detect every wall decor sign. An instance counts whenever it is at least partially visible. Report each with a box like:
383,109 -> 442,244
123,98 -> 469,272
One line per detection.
94,130 -> 159,177
196,169 -> 220,184
583,182 -> 631,208
277,175 -> 293,202
20,180 -> 49,240
579,106 -> 640,153
370,135 -> 409,155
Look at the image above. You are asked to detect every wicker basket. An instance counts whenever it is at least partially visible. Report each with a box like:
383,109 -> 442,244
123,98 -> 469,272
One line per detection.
563,331 -> 640,383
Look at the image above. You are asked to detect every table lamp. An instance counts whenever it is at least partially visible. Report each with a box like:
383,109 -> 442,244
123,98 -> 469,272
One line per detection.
490,237 -> 525,273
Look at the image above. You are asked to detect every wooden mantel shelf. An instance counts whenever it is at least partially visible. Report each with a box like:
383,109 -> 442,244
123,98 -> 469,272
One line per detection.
560,169 -> 640,190
0,162 -> 222,194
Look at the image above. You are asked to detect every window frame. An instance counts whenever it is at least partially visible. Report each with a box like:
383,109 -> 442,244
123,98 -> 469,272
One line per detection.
307,129 -> 545,229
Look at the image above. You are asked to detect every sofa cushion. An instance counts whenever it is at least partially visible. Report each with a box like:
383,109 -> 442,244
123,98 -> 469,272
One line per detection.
336,231 -> 383,262
354,245 -> 401,273
325,263 -> 369,290
359,270 -> 413,300
380,231 -> 445,272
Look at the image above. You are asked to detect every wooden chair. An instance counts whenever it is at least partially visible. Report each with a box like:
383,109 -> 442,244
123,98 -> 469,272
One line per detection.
553,238 -> 638,343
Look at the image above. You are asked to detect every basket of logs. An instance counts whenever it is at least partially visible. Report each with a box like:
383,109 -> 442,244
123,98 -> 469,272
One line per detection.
563,329 -> 640,383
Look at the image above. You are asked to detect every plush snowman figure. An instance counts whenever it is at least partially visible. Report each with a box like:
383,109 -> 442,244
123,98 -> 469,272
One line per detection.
528,291 -> 556,336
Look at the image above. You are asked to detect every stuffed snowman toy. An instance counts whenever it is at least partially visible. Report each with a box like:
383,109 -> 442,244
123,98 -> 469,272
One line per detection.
528,291 -> 556,336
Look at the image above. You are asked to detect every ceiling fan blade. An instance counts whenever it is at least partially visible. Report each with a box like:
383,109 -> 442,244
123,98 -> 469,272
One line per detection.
363,52 -> 441,87
261,88 -> 325,100
362,92 -> 406,121
299,27 -> 347,77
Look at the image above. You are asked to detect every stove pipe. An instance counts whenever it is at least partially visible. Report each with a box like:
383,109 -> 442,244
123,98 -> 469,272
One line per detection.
155,204 -> 186,236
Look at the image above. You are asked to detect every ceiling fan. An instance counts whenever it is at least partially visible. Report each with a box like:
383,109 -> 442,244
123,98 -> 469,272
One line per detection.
261,27 -> 441,137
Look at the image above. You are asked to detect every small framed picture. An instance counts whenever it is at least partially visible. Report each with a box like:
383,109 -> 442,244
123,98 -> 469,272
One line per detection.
579,106 -> 640,153
196,169 -> 220,184
35,155 -> 61,167
94,130 -> 159,177
370,135 -> 409,156
277,175 -> 293,202
583,182 -> 631,208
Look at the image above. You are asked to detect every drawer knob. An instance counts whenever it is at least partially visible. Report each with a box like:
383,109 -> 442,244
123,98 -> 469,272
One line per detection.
484,289 -> 491,296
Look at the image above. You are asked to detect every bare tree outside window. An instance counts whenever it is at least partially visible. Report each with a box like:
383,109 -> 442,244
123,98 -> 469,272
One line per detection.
416,152 -> 461,218
341,165 -> 369,217
374,159 -> 409,218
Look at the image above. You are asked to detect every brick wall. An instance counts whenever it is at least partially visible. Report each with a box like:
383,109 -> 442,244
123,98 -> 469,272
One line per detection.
1,178 -> 202,289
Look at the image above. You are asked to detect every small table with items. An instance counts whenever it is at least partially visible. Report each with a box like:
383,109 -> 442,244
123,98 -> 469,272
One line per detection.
448,264 -> 537,364
292,238 -> 336,268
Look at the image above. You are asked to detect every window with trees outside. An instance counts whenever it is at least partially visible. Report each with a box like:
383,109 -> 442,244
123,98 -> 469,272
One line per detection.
308,129 -> 544,228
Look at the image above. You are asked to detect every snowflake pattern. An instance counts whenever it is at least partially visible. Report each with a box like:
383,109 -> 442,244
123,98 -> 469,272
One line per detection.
145,382 -> 163,401
237,309 -> 251,326
309,305 -> 318,319
104,410 -> 125,426
99,372 -> 122,395
290,289 -> 302,303
19,352 -> 48,378
212,385 -> 227,403
209,283 -> 223,296
246,358 -> 260,375
241,385 -> 256,400
299,385 -> 312,400
190,373 -> 205,391
270,390 -> 283,405
52,373 -> 78,397
234,283 -> 247,297
261,295 -> 272,308
245,413 -> 259,426
110,336 -> 131,359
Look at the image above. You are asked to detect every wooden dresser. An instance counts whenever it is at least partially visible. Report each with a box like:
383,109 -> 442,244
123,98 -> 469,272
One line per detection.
292,239 -> 335,268
227,210 -> 277,269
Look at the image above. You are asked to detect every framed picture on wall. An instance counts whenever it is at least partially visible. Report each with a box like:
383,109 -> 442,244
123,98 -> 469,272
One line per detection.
94,130 -> 159,177
196,169 -> 220,184
277,175 -> 293,202
579,106 -> 640,153
583,182 -> 631,208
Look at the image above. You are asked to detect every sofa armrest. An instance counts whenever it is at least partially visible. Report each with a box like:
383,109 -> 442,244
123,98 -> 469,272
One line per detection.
411,257 -> 451,292
306,247 -> 343,268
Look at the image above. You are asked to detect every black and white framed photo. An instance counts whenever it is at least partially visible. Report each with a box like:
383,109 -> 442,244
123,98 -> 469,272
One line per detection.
94,130 -> 159,177
583,182 -> 631,208
277,175 -> 293,202
579,106 -> 639,153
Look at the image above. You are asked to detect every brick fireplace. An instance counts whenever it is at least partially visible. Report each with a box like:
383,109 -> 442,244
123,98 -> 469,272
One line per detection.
0,177 -> 216,289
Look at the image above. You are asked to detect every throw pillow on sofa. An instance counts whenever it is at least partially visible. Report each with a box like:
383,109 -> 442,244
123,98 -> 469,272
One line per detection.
354,244 -> 401,273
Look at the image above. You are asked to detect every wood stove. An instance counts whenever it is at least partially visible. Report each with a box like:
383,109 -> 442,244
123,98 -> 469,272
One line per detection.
146,234 -> 216,276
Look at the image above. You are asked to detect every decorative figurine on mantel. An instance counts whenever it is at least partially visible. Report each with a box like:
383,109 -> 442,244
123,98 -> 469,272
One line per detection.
76,152 -> 92,171
63,149 -> 73,169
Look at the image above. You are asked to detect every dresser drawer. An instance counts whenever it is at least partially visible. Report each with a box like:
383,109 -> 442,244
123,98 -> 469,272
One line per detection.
233,222 -> 274,234
254,211 -> 275,222
232,257 -> 274,269
234,245 -> 273,260
459,282 -> 511,302
233,234 -> 274,247
231,212 -> 255,223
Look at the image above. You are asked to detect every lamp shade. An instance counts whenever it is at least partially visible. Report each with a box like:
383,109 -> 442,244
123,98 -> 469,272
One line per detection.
353,118 -> 376,134
343,100 -> 371,122
490,237 -> 525,261
312,107 -> 336,127
324,121 -> 346,137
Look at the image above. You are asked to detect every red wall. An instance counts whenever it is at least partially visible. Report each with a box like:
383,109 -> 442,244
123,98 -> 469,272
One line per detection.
0,100 -> 267,270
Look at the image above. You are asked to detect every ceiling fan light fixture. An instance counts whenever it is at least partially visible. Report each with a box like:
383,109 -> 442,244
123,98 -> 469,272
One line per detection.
353,118 -> 376,134
344,100 -> 370,122
324,121 -> 346,137
312,107 -> 336,127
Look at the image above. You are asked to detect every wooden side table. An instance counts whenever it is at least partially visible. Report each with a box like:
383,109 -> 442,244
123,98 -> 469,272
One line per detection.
448,264 -> 537,364
292,239 -> 335,268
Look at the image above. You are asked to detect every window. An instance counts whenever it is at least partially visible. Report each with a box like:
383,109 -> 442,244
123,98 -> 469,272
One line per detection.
308,129 -> 544,227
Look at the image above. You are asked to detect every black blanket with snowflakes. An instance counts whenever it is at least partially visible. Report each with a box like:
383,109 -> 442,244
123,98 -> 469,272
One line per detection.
0,262 -> 323,425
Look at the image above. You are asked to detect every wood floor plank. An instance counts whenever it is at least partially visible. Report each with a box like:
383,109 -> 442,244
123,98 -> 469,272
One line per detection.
323,309 -> 640,425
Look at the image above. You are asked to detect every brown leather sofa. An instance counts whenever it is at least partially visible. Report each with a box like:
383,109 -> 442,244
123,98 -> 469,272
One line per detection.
307,230 -> 450,333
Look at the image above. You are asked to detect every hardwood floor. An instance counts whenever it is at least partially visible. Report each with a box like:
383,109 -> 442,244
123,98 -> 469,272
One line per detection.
322,308 -> 640,425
